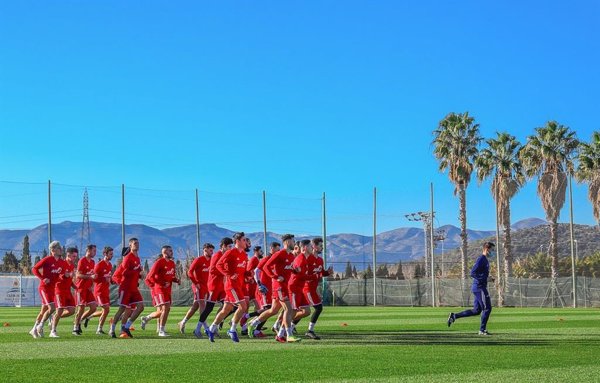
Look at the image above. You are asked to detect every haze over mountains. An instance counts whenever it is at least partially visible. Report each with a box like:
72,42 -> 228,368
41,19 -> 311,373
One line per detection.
0,218 -> 550,269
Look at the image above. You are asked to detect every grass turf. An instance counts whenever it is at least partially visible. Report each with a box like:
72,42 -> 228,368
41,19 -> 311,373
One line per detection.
1,306 -> 599,382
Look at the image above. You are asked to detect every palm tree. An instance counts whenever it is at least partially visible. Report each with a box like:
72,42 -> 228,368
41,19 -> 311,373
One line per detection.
520,121 -> 579,279
433,112 -> 482,280
576,132 -> 600,226
475,132 -> 525,278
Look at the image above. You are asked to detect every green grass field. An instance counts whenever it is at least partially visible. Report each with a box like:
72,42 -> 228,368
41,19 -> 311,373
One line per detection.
1,306 -> 599,382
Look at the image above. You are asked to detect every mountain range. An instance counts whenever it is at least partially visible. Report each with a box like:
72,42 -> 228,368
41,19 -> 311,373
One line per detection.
0,218 -> 551,270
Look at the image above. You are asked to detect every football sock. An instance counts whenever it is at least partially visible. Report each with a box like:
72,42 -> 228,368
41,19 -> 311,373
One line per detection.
310,304 -> 323,324
209,324 -> 218,333
230,323 -> 237,332
278,327 -> 286,338
286,326 -> 293,337
308,322 -> 315,332
195,321 -> 203,332
124,319 -> 133,329
199,302 -> 215,323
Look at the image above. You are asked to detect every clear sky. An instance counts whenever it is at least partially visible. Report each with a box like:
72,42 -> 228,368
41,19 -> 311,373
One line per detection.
1,1 -> 599,236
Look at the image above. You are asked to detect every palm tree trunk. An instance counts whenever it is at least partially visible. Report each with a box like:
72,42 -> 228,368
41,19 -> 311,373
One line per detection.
504,204 -> 513,278
459,184 -> 468,280
550,220 -> 559,279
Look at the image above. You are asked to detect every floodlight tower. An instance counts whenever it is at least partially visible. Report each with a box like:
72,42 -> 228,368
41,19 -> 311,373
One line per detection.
405,211 -> 433,277
433,229 -> 447,276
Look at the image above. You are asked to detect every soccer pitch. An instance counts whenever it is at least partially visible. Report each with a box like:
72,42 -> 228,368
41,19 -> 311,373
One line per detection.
1,307 -> 599,383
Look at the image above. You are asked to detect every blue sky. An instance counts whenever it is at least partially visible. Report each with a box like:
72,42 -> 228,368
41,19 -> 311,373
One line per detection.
1,1 -> 599,235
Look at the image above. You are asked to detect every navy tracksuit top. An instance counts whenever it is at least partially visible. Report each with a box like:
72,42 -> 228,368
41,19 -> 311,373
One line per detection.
470,255 -> 489,292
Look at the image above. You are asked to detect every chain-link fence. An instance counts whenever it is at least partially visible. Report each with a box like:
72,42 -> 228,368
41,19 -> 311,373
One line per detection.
4,274 -> 600,308
2,178 -> 599,308
327,276 -> 600,308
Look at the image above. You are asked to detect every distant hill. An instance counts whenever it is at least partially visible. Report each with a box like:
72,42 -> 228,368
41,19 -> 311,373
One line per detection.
0,218 -> 554,272
511,218 -> 547,231
442,223 -> 600,263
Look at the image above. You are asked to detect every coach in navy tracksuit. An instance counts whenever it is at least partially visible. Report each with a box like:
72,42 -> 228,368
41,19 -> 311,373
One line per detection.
447,242 -> 495,335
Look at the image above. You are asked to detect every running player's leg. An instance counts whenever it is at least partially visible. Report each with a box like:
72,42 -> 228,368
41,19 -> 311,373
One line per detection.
31,287 -> 52,338
96,304 -> 110,334
208,302 -> 234,337
157,290 -> 172,336
303,288 -> 324,338
248,298 -> 280,336
51,307 -> 63,336
179,301 -> 199,333
80,298 -> 98,328
190,300 -> 206,337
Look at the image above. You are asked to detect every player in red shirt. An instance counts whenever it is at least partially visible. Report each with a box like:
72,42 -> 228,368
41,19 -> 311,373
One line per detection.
240,245 -> 264,336
272,241 -> 301,333
30,240 -> 63,338
288,240 -> 312,332
84,246 -> 114,335
108,246 -> 132,338
50,247 -> 79,338
299,237 -> 332,339
141,253 -> 164,334
114,238 -> 145,338
208,232 -> 249,343
49,247 -> 78,338
178,242 -> 214,337
73,244 -> 98,335
197,237 -> 233,339
250,234 -> 301,343
142,245 -> 179,337
247,241 -> 280,337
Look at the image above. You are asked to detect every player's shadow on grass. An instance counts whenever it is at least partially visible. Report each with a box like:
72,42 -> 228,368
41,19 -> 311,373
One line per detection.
320,332 -> 569,346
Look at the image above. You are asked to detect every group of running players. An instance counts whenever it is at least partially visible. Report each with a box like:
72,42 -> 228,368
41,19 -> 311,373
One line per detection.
29,232 -> 332,343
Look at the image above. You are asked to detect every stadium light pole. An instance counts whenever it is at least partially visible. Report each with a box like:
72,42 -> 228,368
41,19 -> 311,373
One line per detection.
121,184 -> 125,250
373,187 -> 377,307
262,191 -> 268,251
495,178 -> 503,306
429,183 -> 435,307
47,180 -> 52,246
322,192 -> 328,301
405,209 -> 435,306
195,188 -> 201,256
405,211 -> 433,278
433,229 -> 446,275
569,175 -> 577,308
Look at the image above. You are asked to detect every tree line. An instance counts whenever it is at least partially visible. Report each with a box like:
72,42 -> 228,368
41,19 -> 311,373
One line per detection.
432,114 -> 598,290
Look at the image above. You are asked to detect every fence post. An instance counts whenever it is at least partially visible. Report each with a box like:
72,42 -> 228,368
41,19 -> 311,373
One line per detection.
18,273 -> 23,308
518,277 -> 523,308
584,275 -> 587,308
